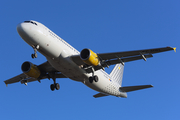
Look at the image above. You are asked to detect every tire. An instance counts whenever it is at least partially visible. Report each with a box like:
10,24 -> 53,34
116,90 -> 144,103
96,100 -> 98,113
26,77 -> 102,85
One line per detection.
89,77 -> 93,83
50,84 -> 55,91
31,54 -> 35,59
34,53 -> 37,58
94,76 -> 99,82
55,83 -> 60,90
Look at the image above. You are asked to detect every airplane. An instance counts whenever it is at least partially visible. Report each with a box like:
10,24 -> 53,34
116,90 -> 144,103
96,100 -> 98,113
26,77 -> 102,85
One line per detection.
4,20 -> 176,98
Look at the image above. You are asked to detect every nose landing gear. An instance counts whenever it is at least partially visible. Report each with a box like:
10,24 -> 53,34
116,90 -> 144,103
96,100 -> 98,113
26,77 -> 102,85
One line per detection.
31,45 -> 39,59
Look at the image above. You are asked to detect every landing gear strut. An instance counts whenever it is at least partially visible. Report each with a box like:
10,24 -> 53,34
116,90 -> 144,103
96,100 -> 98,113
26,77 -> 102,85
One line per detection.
31,45 -> 39,59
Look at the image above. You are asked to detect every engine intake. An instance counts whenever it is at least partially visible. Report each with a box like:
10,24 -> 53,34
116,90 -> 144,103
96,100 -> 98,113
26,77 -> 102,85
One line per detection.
80,49 -> 100,66
21,61 -> 41,78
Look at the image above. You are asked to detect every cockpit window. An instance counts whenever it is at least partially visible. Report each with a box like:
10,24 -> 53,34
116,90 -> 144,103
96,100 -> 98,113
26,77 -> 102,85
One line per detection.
24,21 -> 37,25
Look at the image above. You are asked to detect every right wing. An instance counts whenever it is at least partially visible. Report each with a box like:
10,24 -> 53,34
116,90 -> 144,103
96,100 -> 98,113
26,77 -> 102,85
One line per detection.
4,61 -> 67,86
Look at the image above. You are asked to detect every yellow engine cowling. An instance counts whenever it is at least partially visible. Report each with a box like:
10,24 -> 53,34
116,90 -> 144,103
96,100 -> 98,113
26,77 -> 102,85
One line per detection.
80,48 -> 100,66
21,61 -> 41,78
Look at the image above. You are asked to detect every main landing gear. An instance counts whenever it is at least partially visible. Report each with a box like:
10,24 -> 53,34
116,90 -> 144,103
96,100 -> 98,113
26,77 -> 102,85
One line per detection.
89,75 -> 98,83
89,67 -> 99,83
50,83 -> 60,91
31,45 -> 39,59
49,72 -> 60,91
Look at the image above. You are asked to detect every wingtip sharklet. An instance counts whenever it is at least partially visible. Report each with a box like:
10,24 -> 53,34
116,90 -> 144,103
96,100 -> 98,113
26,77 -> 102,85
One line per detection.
173,47 -> 176,52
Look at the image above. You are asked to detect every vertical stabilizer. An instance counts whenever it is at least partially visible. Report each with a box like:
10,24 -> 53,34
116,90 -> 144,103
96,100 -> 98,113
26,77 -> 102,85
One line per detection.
110,63 -> 124,86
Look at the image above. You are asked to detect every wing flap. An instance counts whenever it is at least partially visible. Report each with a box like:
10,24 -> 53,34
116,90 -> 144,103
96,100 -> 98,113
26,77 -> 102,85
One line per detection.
20,77 -> 37,84
105,54 -> 153,66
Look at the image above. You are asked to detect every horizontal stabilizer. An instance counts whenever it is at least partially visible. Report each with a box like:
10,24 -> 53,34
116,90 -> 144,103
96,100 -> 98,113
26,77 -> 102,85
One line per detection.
119,85 -> 153,92
93,93 -> 108,98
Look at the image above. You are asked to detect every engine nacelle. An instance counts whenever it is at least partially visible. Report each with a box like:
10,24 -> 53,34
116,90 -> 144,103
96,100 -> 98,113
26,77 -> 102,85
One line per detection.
21,61 -> 41,78
80,48 -> 100,66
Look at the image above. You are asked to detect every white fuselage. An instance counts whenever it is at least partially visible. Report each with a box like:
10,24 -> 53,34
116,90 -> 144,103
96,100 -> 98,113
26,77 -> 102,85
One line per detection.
16,20 -> 125,97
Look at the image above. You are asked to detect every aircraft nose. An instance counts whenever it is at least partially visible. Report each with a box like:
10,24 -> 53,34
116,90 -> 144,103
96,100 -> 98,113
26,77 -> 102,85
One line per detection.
16,21 -> 39,45
16,22 -> 32,38
16,21 -> 35,43
17,23 -> 25,34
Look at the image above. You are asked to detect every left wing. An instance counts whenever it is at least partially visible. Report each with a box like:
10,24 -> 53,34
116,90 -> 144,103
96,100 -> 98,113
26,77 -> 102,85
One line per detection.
98,47 -> 175,61
4,61 -> 67,86
71,47 -> 176,72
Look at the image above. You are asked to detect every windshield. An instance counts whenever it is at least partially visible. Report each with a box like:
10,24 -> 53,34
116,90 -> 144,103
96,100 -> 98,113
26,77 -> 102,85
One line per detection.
24,21 -> 37,25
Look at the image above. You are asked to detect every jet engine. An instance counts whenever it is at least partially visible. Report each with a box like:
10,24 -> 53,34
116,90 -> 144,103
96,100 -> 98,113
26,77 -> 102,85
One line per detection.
21,61 -> 41,78
80,48 -> 100,66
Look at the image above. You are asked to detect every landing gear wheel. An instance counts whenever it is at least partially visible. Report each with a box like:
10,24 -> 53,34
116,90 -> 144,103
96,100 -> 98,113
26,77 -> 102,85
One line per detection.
94,75 -> 99,82
89,77 -> 93,83
31,45 -> 39,59
31,53 -> 37,59
34,53 -> 37,58
55,83 -> 60,90
31,54 -> 35,59
50,84 -> 55,91
89,75 -> 99,83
